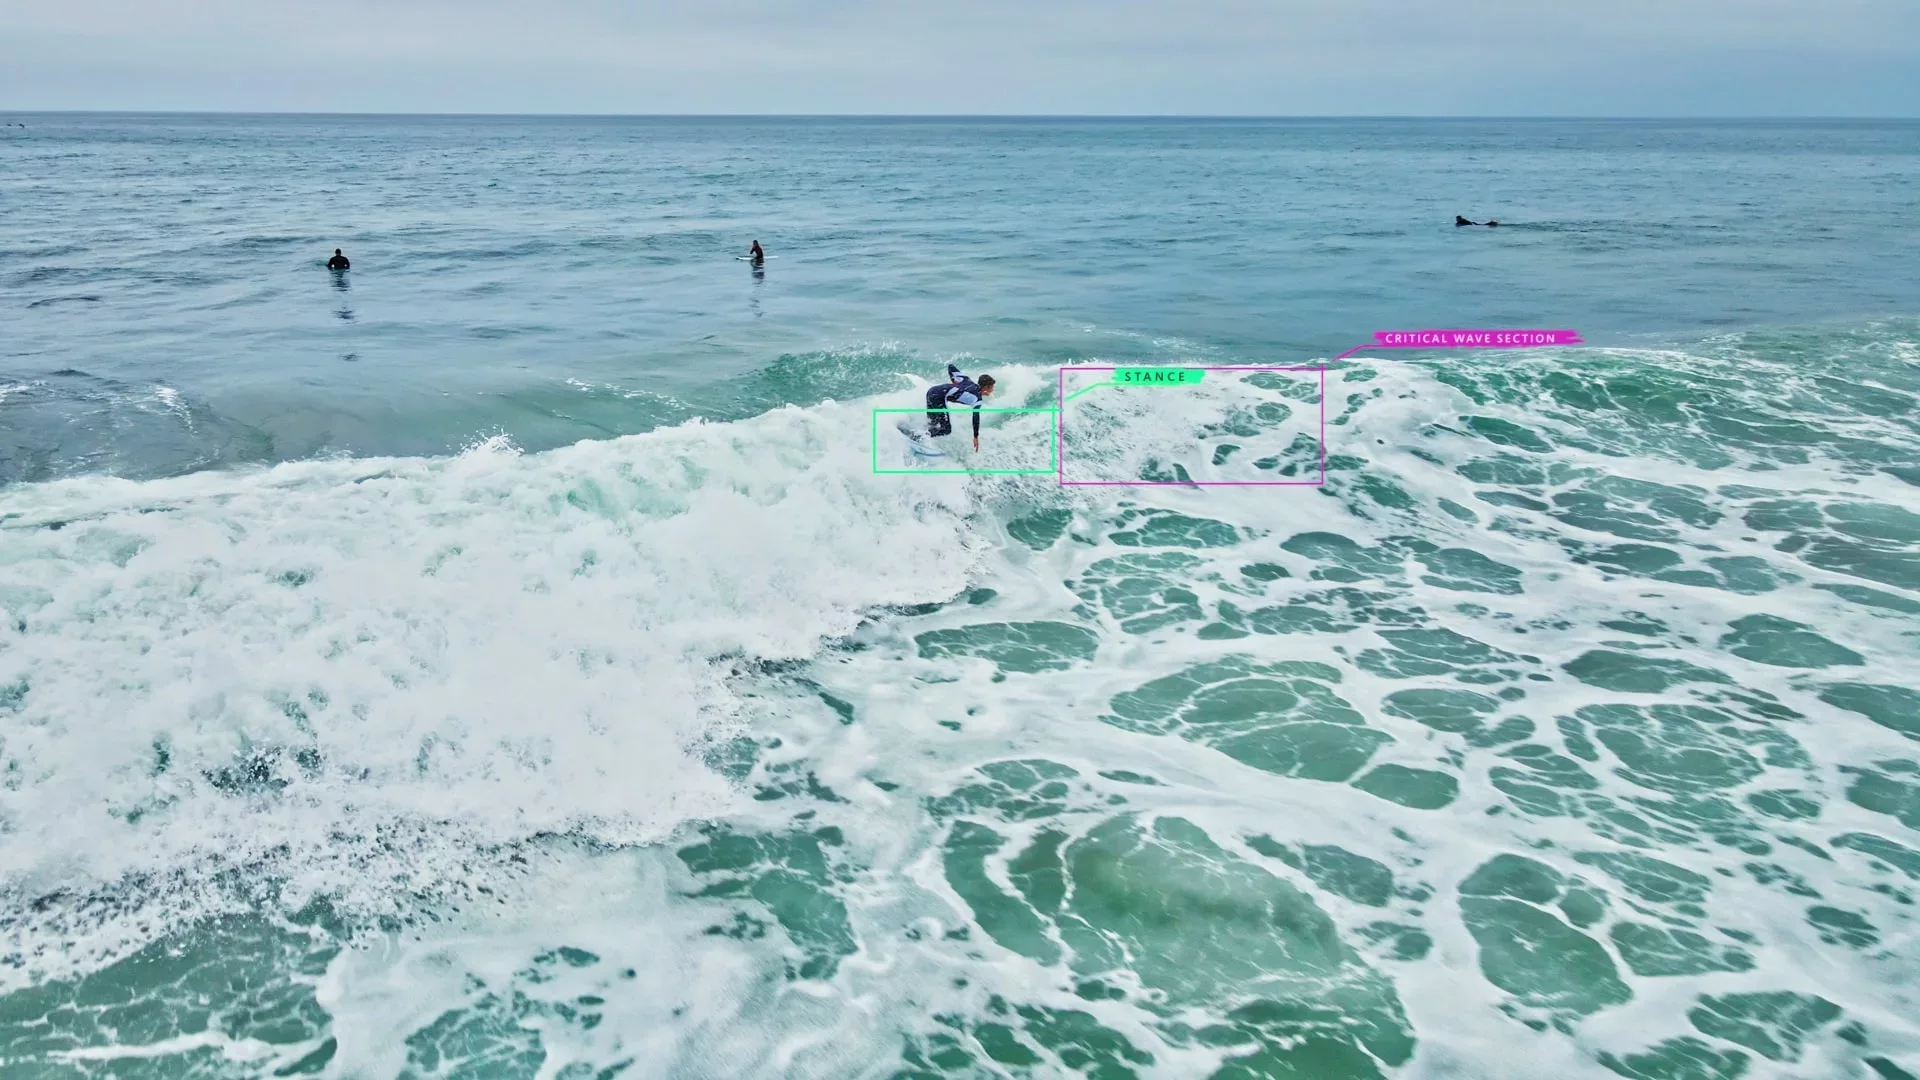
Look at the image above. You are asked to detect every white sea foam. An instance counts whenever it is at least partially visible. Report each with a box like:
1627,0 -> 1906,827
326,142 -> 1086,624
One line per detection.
0,392 -> 999,969
5,351 -> 1919,1076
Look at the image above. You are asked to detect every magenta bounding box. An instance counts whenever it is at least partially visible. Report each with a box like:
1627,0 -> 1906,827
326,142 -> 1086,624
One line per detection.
1055,366 -> 1326,487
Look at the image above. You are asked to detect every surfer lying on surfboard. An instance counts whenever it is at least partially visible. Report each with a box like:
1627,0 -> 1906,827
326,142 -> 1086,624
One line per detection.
925,364 -> 996,450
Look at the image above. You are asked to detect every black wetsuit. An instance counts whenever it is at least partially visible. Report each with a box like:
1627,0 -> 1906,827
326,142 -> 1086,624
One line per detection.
925,365 -> 985,439
328,254 -> 350,270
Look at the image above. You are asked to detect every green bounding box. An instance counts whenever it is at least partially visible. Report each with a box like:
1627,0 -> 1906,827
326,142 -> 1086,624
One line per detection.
869,406 -> 1060,476
1114,368 -> 1204,386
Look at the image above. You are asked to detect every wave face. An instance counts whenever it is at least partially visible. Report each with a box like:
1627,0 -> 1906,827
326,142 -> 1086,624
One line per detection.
4,321 -> 1919,1078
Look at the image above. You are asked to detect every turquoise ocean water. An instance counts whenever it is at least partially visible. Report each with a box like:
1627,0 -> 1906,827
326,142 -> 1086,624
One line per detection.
2,116 -> 1918,1078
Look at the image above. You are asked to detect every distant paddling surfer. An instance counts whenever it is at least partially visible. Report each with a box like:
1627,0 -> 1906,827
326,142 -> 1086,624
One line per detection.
1455,216 -> 1498,228
327,249 -> 350,270
925,364 -> 996,450
748,240 -> 764,265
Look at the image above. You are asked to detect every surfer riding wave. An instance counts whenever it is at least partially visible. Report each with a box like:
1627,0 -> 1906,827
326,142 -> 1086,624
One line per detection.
925,364 -> 996,450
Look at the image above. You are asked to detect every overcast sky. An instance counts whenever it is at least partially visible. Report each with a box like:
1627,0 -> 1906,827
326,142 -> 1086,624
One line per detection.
3,0 -> 1916,115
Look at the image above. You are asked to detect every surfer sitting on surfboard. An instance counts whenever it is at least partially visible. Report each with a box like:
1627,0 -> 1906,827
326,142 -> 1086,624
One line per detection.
925,364 -> 996,450
748,240 -> 764,264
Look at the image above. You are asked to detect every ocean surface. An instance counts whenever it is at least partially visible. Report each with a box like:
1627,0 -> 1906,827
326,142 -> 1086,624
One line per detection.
1,115 -> 1918,1079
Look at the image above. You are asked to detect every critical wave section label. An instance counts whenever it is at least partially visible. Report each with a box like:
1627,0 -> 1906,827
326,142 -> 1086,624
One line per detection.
1370,328 -> 1583,348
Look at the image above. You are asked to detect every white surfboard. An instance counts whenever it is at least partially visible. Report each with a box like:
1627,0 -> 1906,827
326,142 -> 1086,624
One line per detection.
896,421 -> 948,458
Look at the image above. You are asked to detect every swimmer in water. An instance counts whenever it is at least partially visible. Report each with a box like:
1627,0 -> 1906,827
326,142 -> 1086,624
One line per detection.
327,249 -> 350,270
748,240 -> 764,264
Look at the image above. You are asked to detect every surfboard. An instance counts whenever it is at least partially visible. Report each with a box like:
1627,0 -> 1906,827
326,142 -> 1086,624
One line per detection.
736,256 -> 777,261
896,421 -> 948,458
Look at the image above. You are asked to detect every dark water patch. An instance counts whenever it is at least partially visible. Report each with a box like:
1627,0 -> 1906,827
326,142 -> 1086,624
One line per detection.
1688,992 -> 1842,1065
1819,683 -> 1920,741
676,823 -> 857,981
1572,851 -> 1712,908
1490,743 -> 1602,818
934,809 -> 1415,1078
1815,583 -> 1920,615
1740,498 -> 1920,591
1456,454 -> 1551,487
927,759 -> 1080,823
1550,476 -> 1719,544
1246,837 -> 1396,908
402,990 -> 549,1076
1611,922 -> 1755,976
1841,759 -> 1920,830
1355,921 -> 1433,961
1479,490 -> 1551,512
1351,764 -> 1460,809
1006,508 -> 1072,550
1806,906 -> 1879,949
1743,499 -> 1823,533
914,621 -> 1101,674
1457,854 -> 1631,1018
1600,612 -> 1671,637
1214,586 -> 1426,638
1355,627 -> 1533,682
1746,789 -> 1821,821
24,294 -> 103,308
1560,703 -> 1806,797
1416,547 -> 1523,594
1718,614 -> 1863,668
753,763 -> 848,805
1106,507 -> 1246,548
1561,651 -> 1730,693
1464,416 -> 1553,453
0,915 -> 339,1075
1280,532 -> 1406,583
0,371 -> 273,485
1571,543 -> 1804,593
1070,551 -> 1207,634
1253,433 -> 1329,476
1381,688 -> 1499,734
1701,555 -> 1798,594
1599,1036 -> 1749,1080
1104,659 -> 1387,782
1572,542 -> 1683,576
1800,534 -> 1920,591
1832,832 -> 1920,881
1344,471 -> 1418,513
1745,861 -> 1822,898
896,996 -> 1155,1077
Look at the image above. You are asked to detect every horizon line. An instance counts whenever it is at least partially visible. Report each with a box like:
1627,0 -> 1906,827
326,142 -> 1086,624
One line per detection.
1,110 -> 1915,122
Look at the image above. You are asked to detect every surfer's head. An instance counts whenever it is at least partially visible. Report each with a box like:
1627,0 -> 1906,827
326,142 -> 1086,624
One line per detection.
977,375 -> 996,396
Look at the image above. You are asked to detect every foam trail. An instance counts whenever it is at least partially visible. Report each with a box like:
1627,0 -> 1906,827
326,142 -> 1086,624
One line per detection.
0,396 -> 982,961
